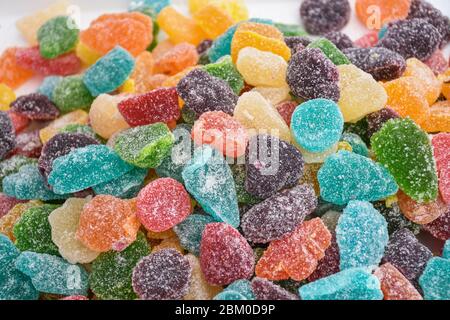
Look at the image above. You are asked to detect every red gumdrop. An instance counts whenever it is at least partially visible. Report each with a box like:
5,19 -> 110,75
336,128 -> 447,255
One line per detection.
200,222 -> 255,286
355,31 -> 379,48
307,234 -> 340,282
432,133 -> 450,204
7,111 -> 30,134
0,193 -> 26,218
424,50 -> 448,76
423,207 -> 449,241
13,130 -> 43,158
118,87 -> 181,127
15,47 -> 82,76
136,178 -> 191,232
276,101 -> 298,126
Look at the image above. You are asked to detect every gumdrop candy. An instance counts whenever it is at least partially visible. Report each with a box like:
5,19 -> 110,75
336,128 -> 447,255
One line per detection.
251,86 -> 290,106
219,279 -> 255,300
182,146 -> 239,227
287,48 -> 340,102
431,133 -> 450,204
118,88 -> 180,127
276,101 -> 297,127
308,235 -> 340,282
299,267 -> 383,300
371,118 -> 438,203
355,0 -> 411,29
256,218 -> 331,281
366,107 -> 400,138
324,31 -> 354,50
421,100 -> 450,133
382,228 -> 433,282
36,16 -> 79,59
340,133 -> 369,157
336,201 -> 389,270
154,43 -> 198,76
0,194 -> 25,218
52,75 -> 94,114
234,92 -> 291,142
40,110 -> 89,143
419,257 -> 450,300
75,41 -> 102,67
193,4 -> 234,40
92,168 -> 147,199
7,111 -> 30,134
0,155 -> 36,191
11,130 -> 43,158
374,263 -> 423,300
0,111 -> 16,160
0,84 -> 15,111
423,50 -> 448,75
200,222 -> 254,286
300,0 -> 350,35
397,190 -> 447,225
423,207 -> 449,241
251,278 -> 298,300
403,58 -> 440,105
152,235 -> 184,254
373,202 -> 420,236
38,76 -> 63,100
208,25 -> 239,63
242,184 -> 316,244
10,93 -> 59,121
177,69 -> 238,116
89,94 -> 129,140
284,35 -> 311,54
230,164 -> 260,205
132,249 -> 191,300
443,240 -> 450,259
203,55 -> 244,95
307,38 -> 350,66
0,201 -> 41,242
0,48 -> 34,89
184,254 -> 222,300
76,195 -> 140,252
90,232 -> 150,300
174,214 -> 216,256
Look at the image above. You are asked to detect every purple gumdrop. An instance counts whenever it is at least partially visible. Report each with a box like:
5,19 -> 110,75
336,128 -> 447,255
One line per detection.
300,0 -> 351,35
10,93 -> 60,121
366,107 -> 401,138
251,278 -> 299,300
307,234 -> 340,282
284,36 -> 312,55
324,31 -> 355,50
0,111 -> 15,160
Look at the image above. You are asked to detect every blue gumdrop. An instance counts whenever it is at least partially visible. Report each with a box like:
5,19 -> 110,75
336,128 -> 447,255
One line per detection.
443,240 -> 450,259
129,0 -> 170,14
318,151 -> 398,205
291,99 -> 344,153
2,164 -> 68,201
419,257 -> 450,300
378,25 -> 388,40
48,145 -> 134,194
92,167 -> 148,199
38,76 -> 63,100
182,146 -> 240,228
336,201 -> 389,270
173,213 -> 216,256
214,291 -> 248,300
83,46 -> 135,97
15,251 -> 89,296
299,267 -> 383,300
341,133 -> 369,157
226,279 -> 255,300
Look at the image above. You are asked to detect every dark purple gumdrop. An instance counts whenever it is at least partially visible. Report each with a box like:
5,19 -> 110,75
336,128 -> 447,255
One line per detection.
13,130 -> 42,158
287,48 -> 340,102
176,68 -> 238,116
241,184 -> 317,244
251,278 -> 299,300
377,18 -> 442,61
284,36 -> 312,55
382,228 -> 433,282
324,31 -> 355,50
196,39 -> 213,55
245,134 -> 304,199
132,249 -> 192,300
366,107 -> 401,138
307,234 -> 340,282
38,133 -> 99,184
10,93 -> 60,121
343,47 -> 406,81
407,0 -> 450,48
0,111 -> 15,160
300,0 -> 351,35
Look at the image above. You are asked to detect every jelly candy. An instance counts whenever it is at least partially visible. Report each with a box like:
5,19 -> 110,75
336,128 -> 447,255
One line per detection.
49,198 -> 99,264
366,107 -> 400,138
300,0 -> 351,35
422,100 -> 450,133
194,4 -> 234,40
75,42 -> 102,67
251,278 -> 299,300
443,240 -> 450,259
340,133 -> 369,157
114,123 -> 174,169
219,279 -> 255,300
182,146 -> 239,227
336,201 -> 389,270
432,133 -> 450,204
90,232 -> 150,300
307,38 -> 350,66
93,168 -> 147,199
276,101 -> 297,127
230,165 -> 260,205
371,118 -> 438,203
36,16 -> 79,59
40,110 -> 89,143
0,84 -> 15,111
287,48 -> 340,102
130,0 -> 170,14
242,184 -> 316,244
89,94 -> 129,140
0,201 -> 41,241
284,35 -> 311,54
374,263 -> 423,300
0,48 -> 34,89
11,130 -> 42,159
251,86 -> 290,106
38,76 -> 63,100
373,202 -> 420,236
184,254 -> 222,300
132,249 -> 191,300
397,190 -> 447,225
275,22 -> 307,37
419,257 -> 450,300
299,267 -> 383,300
208,25 -> 239,63
324,31 -> 354,50
0,111 -> 16,160
423,206 -> 449,241
423,50 -> 448,75
0,194 -> 25,218
308,235 -> 340,282
129,51 -> 154,93
154,43 -> 199,76
200,222 -> 254,285
173,214 -> 216,256
403,58 -> 440,105
10,93 -> 59,121
52,75 -> 94,114
0,156 -> 36,192
203,56 -> 244,95
355,0 -> 411,29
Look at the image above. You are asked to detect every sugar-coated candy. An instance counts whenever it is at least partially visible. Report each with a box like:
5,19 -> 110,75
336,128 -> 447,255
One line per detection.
37,16 -> 79,59
0,48 -> 34,89
422,100 -> 450,133
11,130 -> 42,158
373,202 -> 420,236
92,168 -> 147,199
0,84 -> 15,111
0,111 -> 15,160
220,279 -> 255,300
419,257 -> 450,300
443,240 -> 450,259
242,184 -> 316,244
214,290 -> 247,300
184,254 -> 222,300
308,235 -> 340,282
89,94 -> 129,140
244,135 -> 304,199
423,207 -> 449,241
371,118 -> 438,203
193,4 -> 234,40
383,228 -> 433,282
203,55 -> 244,95
397,190 -> 447,225
318,151 -> 398,205
403,58 -> 440,105
52,75 -> 94,114
7,111 -> 29,134
10,93 -> 59,121
231,165 -> 260,205
38,76 -> 62,100
114,123 -> 174,169
355,0 -> 411,29
59,125 -> 99,142
154,43 -> 199,76
276,101 -> 298,127
174,214 -> 216,256
0,194 -> 25,218
251,86 -> 290,106
366,107 -> 400,138
83,46 -> 135,97
256,218 -> 331,281
432,133 -> 450,204
284,36 -> 312,54
90,232 -> 150,300
0,156 -> 36,192
0,201 -> 41,241
324,31 -> 354,50
132,249 -> 191,300
130,0 -> 169,14
48,198 -> 99,264
287,48 -> 340,102
200,223 -> 254,285
39,110 -> 89,143
307,38 -> 350,66
374,263 -> 423,300
251,278 -> 299,300
300,0 -> 351,35
336,201 -> 389,270
340,133 -> 369,157
118,88 -> 180,127
423,50 -> 448,75
177,69 -> 238,116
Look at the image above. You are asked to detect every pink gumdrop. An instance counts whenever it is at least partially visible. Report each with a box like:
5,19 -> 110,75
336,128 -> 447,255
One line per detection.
423,207 -> 449,241
0,193 -> 26,218
355,31 -> 379,48
424,50 -> 448,76
432,133 -> 450,204
276,101 -> 298,126
7,111 -> 30,134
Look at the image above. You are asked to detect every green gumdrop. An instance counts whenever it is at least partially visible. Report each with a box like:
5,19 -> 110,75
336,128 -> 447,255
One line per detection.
59,124 -> 104,143
90,232 -> 150,300
181,107 -> 198,125
0,155 -> 37,192
203,56 -> 244,95
53,75 -> 94,113
307,38 -> 350,66
13,204 -> 60,256
274,23 -> 308,37
114,123 -> 175,169
37,16 -> 79,59
371,118 -> 438,203
231,164 -> 261,205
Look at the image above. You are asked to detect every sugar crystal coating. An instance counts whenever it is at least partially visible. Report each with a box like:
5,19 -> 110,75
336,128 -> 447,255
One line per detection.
422,207 -> 449,241
340,133 -> 369,157
307,234 -> 340,282
203,55 -> 244,95
443,240 -> 450,259
52,75 -> 94,113
397,190 -> 447,225
251,278 -> 299,300
373,202 -> 420,236
174,214 -> 217,256
37,16 -> 79,59
324,31 -> 354,50
93,167 -> 147,199
300,0 -> 351,35
0,111 -> 15,160
366,107 -> 400,139
374,263 -> 423,300
307,38 -> 351,65
89,94 -> 129,140
419,257 -> 450,300
10,93 -> 59,121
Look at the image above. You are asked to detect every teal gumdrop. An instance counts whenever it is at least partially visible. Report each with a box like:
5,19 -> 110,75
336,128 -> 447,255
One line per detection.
15,251 -> 89,296
203,56 -> 244,95
318,151 -> 398,205
2,164 -> 68,201
419,257 -> 450,300
226,280 -> 255,300
336,201 -> 389,270
38,76 -> 63,100
0,155 -> 37,192
299,268 -> 383,300
443,240 -> 450,259
173,214 -> 217,256
129,0 -> 170,14
84,46 -> 135,97
48,145 -> 134,194
341,133 -> 369,157
93,167 -> 148,199
214,291 -> 248,300
182,146 -> 240,228
291,99 -> 344,153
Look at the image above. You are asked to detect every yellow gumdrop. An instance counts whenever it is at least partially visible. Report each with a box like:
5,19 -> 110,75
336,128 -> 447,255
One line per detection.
147,229 -> 177,240
251,86 -> 291,106
385,194 -> 398,208
403,58 -> 441,105
439,69 -> 450,100
193,4 -> 234,39
0,201 -> 42,241
184,254 -> 223,300
0,83 -> 16,111
189,0 -> 248,22
421,100 -> 450,133
76,42 -> 102,66
118,79 -> 136,94
338,141 -> 353,152
40,110 -> 89,143
152,236 -> 184,253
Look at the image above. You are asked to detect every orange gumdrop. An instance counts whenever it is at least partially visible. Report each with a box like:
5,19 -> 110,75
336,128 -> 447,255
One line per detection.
397,190 -> 447,225
193,4 -> 235,39
439,69 -> 450,100
80,12 -> 153,57
76,195 -> 141,253
162,66 -> 200,88
0,48 -> 34,89
131,51 -> 155,94
154,43 -> 199,76
374,263 -> 423,300
256,218 -> 331,281
355,0 -> 411,30
152,39 -> 176,61
421,100 -> 450,133
403,58 -> 441,106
